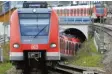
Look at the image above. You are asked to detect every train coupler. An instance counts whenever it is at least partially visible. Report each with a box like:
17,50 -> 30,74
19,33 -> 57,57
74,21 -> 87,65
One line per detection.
24,50 -> 46,62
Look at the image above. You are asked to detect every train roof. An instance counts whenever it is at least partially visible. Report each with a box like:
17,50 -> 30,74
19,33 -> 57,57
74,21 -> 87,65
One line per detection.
53,5 -> 94,10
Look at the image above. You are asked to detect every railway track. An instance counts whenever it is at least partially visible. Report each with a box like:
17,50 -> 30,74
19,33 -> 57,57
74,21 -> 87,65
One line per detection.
48,63 -> 100,74
93,23 -> 112,74
94,23 -> 112,37
7,62 -> 104,74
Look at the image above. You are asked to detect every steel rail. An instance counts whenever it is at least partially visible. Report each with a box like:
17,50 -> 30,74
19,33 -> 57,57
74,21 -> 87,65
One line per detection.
48,63 -> 99,74
94,23 -> 112,37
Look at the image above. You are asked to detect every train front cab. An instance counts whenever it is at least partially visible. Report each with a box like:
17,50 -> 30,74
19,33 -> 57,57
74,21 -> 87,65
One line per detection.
93,4 -> 107,22
10,8 -> 60,70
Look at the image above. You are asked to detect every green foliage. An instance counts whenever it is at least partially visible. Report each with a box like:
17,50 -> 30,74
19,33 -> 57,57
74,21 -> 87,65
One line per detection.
0,62 -> 12,74
0,42 -> 12,74
1,42 -> 10,61
68,38 -> 103,67
73,55 -> 102,67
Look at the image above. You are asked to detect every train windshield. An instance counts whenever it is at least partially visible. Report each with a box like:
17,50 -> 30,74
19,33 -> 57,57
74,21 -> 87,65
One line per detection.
19,13 -> 50,36
95,4 -> 105,14
95,4 -> 104,8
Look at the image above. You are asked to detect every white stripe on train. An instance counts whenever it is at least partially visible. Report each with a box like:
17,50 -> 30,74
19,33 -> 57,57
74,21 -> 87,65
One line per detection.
10,52 -> 60,57
10,52 -> 60,60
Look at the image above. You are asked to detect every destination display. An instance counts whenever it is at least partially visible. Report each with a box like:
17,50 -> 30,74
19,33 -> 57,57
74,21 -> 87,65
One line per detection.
23,1 -> 48,8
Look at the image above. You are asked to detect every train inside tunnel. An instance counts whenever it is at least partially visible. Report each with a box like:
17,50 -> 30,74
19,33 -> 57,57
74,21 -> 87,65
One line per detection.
61,28 -> 87,43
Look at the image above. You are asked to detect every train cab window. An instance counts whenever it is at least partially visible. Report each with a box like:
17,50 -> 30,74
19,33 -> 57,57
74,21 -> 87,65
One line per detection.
19,13 -> 50,36
95,4 -> 104,8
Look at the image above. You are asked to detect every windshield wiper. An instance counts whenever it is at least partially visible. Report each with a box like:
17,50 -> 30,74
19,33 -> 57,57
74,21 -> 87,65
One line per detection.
36,24 -> 39,31
36,15 -> 39,31
34,25 -> 48,38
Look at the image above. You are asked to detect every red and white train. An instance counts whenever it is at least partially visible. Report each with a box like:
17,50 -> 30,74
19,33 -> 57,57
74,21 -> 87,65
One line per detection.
53,4 -> 107,22
9,2 -> 80,74
10,2 -> 60,74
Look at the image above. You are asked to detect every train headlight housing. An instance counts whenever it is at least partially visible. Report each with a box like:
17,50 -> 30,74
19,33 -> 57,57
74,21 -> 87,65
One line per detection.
13,43 -> 20,48
50,43 -> 56,48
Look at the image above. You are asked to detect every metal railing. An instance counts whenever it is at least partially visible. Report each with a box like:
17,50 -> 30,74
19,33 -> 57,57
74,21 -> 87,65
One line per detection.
94,31 -> 106,53
0,37 -> 4,44
0,34 -> 9,62
0,35 -> 9,44
0,46 -> 3,62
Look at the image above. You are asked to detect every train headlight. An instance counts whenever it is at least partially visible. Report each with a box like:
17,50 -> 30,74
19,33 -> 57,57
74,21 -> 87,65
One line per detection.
33,9 -> 36,13
13,43 -> 20,48
50,43 -> 56,48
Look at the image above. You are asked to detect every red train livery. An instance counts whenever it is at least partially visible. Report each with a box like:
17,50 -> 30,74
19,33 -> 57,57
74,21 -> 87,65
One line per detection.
10,8 -> 60,71
53,4 -> 107,22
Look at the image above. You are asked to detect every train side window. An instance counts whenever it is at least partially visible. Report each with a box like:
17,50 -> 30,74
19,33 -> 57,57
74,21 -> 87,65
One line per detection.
77,9 -> 79,14
60,9 -> 62,15
87,8 -> 90,15
79,9 -> 81,15
57,9 -> 60,15
81,9 -> 83,15
78,9 -> 81,15
70,9 -> 71,14
61,9 -> 63,16
64,9 -> 67,16
55,10 -> 57,14
65,9 -> 67,16
84,8 -> 86,14
71,9 -> 73,14
75,43 -> 79,52
67,9 -> 69,15
74,9 -> 76,15
63,9 -> 65,16
89,8 -> 92,15
60,9 -> 62,16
